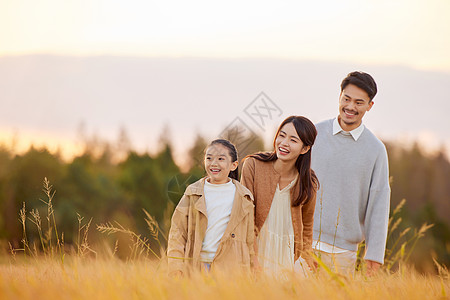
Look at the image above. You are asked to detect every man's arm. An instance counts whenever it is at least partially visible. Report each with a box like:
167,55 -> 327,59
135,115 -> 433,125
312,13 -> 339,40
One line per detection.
364,147 -> 391,265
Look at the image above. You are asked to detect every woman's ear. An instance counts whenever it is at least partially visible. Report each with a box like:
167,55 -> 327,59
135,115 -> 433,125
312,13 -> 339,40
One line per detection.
300,145 -> 311,155
231,160 -> 239,171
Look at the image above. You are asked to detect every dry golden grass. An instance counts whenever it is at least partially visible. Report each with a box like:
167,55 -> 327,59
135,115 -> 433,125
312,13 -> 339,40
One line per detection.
3,179 -> 447,299
0,256 -> 448,300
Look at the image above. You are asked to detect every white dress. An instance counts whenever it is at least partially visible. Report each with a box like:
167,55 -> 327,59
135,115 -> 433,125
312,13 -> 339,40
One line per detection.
257,175 -> 309,276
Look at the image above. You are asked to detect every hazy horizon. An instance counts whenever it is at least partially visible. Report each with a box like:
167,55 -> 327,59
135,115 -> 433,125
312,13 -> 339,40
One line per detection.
1,55 -> 449,166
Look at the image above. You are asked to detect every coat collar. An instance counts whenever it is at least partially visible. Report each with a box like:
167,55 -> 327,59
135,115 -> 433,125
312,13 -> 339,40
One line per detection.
186,176 -> 254,230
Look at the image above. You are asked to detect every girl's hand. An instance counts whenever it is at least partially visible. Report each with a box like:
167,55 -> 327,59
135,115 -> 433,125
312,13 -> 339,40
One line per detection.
169,270 -> 183,278
252,256 -> 262,274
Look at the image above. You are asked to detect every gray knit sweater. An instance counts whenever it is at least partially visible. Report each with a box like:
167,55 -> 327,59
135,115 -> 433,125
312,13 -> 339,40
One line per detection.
311,118 -> 390,264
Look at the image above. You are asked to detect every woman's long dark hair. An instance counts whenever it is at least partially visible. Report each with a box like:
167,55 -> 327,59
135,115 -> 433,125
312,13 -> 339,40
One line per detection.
206,139 -> 239,181
246,116 -> 319,206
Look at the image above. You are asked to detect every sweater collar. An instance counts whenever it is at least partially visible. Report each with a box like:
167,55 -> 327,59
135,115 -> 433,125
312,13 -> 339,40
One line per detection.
332,117 -> 365,141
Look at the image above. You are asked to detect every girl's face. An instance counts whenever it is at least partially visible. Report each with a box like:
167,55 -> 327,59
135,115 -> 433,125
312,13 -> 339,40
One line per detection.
204,143 -> 238,184
275,122 -> 310,162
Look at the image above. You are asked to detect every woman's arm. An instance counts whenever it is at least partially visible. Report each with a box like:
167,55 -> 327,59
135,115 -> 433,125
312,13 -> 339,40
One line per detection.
301,188 -> 317,268
240,158 -> 261,268
240,158 -> 256,196
246,200 -> 260,270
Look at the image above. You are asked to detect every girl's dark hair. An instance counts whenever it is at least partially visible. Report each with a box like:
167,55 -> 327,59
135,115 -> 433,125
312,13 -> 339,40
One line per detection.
247,116 -> 319,206
207,139 -> 239,181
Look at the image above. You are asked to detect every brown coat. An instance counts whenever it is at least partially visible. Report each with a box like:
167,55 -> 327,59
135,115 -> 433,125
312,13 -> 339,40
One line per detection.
240,157 -> 316,262
167,177 -> 255,275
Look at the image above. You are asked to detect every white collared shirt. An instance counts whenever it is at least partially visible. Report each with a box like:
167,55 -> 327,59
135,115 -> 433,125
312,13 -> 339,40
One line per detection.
313,239 -> 350,254
332,117 -> 365,141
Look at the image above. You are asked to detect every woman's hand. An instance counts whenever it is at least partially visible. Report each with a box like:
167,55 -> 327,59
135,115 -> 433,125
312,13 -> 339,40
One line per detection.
307,259 -> 318,272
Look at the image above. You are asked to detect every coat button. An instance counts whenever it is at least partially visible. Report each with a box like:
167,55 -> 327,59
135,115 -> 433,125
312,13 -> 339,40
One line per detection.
231,233 -> 235,238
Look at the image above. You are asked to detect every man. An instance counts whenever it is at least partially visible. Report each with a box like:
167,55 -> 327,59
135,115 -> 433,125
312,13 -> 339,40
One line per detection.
311,71 -> 390,275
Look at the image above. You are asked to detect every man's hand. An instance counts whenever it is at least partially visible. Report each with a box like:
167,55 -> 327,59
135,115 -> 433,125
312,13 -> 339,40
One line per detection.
365,260 -> 381,276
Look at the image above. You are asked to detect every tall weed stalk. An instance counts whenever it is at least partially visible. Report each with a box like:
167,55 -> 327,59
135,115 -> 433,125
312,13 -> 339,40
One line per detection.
383,199 -> 433,272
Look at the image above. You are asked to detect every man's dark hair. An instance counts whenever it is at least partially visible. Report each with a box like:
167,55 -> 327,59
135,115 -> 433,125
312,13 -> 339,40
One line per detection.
341,71 -> 378,101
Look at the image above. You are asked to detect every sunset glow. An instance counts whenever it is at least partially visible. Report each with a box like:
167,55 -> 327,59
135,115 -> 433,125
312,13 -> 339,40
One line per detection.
1,0 -> 449,71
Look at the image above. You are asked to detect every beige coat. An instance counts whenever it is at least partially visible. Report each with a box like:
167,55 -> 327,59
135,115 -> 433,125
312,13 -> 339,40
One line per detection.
240,157 -> 316,264
167,177 -> 255,275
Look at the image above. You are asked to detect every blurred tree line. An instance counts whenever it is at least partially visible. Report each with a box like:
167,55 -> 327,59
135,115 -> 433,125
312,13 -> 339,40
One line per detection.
0,129 -> 448,271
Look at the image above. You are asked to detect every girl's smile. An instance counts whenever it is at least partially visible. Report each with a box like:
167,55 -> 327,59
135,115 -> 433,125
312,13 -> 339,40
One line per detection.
204,143 -> 238,184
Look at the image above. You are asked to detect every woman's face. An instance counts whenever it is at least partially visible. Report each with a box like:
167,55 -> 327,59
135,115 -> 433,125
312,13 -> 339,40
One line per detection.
275,122 -> 310,162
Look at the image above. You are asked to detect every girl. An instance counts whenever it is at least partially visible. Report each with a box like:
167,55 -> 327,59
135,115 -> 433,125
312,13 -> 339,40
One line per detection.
241,116 -> 319,275
167,139 -> 255,276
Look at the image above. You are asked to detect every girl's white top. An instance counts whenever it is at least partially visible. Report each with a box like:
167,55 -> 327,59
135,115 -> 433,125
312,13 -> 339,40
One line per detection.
258,175 -> 309,276
200,179 -> 236,263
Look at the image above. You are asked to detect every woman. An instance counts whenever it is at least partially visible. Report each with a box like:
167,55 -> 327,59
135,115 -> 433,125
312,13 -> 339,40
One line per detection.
240,116 -> 318,275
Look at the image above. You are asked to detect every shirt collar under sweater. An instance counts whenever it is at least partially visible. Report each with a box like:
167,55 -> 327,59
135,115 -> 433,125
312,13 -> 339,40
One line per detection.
332,117 -> 365,141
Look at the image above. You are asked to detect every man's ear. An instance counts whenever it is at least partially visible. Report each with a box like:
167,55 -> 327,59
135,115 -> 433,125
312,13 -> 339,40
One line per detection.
367,100 -> 375,111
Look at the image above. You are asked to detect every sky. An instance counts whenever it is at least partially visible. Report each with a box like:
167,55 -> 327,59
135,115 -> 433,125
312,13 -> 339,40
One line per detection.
1,0 -> 450,164
1,0 -> 450,71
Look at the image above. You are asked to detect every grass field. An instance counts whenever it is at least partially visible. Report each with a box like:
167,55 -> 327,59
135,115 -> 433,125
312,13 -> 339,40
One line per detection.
1,179 -> 448,300
0,256 -> 448,300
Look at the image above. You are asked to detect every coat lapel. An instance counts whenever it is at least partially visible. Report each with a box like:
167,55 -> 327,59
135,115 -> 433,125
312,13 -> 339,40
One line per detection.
194,194 -> 207,217
221,181 -> 253,239
188,179 -> 208,264
188,178 -> 208,217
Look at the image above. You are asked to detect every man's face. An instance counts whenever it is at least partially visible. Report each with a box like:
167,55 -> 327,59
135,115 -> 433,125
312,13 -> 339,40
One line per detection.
338,84 -> 374,131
